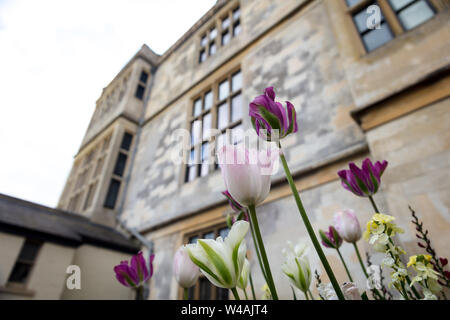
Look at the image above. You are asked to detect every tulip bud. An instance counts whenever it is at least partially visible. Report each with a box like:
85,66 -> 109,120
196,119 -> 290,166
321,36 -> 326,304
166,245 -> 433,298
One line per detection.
333,209 -> 362,243
249,87 -> 298,142
173,245 -> 200,289
237,259 -> 250,290
319,226 -> 343,249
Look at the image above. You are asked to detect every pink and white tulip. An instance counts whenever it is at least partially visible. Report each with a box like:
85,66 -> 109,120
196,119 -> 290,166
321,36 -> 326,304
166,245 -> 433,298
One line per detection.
173,245 -> 200,289
217,145 -> 278,207
333,209 -> 362,243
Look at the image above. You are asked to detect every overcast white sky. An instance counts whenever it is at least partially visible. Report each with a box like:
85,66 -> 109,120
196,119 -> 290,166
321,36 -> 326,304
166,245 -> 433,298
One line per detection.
0,0 -> 216,208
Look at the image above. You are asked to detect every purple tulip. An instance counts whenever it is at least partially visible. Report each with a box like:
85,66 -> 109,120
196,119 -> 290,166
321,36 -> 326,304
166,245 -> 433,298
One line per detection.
337,158 -> 388,197
319,226 -> 343,249
249,87 -> 298,141
114,251 -> 154,288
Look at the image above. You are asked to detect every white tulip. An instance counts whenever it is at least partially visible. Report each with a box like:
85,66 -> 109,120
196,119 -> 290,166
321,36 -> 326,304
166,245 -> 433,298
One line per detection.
186,220 -> 249,289
217,145 -> 278,207
173,245 -> 200,288
281,242 -> 312,293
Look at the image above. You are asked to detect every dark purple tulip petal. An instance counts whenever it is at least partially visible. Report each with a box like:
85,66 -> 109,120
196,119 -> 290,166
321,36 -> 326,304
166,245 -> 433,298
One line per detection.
373,160 -> 388,177
440,257 -> 448,267
286,101 -> 298,134
131,251 -> 149,283
265,86 -> 276,100
114,261 -> 138,288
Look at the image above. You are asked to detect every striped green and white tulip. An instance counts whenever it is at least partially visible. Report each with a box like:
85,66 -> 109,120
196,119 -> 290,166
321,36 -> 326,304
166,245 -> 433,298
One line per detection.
186,220 -> 249,289
281,242 -> 312,294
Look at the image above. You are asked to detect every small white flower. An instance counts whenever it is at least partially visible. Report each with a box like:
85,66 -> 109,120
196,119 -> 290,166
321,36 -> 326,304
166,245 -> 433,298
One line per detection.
318,283 -> 338,300
366,265 -> 382,290
422,288 -> 437,300
382,255 -> 395,267
341,282 -> 361,300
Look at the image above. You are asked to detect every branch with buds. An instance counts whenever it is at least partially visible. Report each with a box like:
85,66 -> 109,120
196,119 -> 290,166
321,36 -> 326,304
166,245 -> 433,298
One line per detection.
410,206 -> 450,289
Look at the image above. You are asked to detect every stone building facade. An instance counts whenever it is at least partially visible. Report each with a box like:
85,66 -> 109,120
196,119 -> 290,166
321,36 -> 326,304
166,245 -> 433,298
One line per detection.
57,0 -> 450,299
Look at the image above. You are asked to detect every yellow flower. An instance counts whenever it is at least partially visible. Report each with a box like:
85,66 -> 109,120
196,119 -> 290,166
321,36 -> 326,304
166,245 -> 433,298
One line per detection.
373,213 -> 395,224
407,255 -> 417,268
424,255 -> 432,262
364,220 -> 379,240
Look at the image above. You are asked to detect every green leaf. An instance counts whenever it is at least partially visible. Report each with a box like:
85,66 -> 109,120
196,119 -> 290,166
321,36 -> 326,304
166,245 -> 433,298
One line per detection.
361,291 -> 369,300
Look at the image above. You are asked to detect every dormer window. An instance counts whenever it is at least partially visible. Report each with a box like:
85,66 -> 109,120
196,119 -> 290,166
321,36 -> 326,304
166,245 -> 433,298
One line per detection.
199,4 -> 241,64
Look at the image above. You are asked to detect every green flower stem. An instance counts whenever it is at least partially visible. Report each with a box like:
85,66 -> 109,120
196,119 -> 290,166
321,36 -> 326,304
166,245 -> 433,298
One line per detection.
231,287 -> 241,300
249,273 -> 256,300
136,286 -> 144,300
336,248 -> 353,282
354,244 -> 382,300
304,291 -> 310,300
368,196 -> 380,213
400,282 -> 410,300
184,288 -> 188,300
353,242 -> 369,278
352,243 -> 385,300
307,289 -> 315,300
405,275 -> 422,300
278,143 -> 345,300
244,288 -> 249,300
248,205 -> 279,300
248,213 -> 268,283
291,286 -> 297,300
